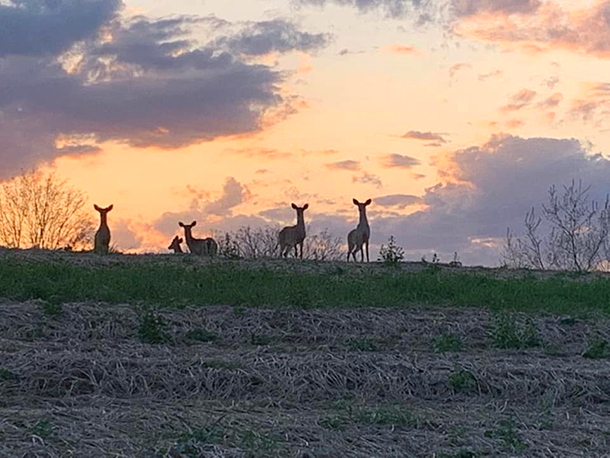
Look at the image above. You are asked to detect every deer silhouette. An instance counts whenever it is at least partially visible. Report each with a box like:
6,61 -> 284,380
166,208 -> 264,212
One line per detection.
168,236 -> 184,253
94,204 -> 113,255
178,221 -> 218,256
278,203 -> 309,258
347,198 -> 371,262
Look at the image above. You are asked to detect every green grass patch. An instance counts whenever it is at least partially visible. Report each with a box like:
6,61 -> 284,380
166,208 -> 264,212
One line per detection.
138,310 -> 169,344
582,337 -> 609,359
435,332 -> 464,352
491,313 -> 540,349
185,328 -> 219,343
2,258 -> 610,314
319,405 -> 418,431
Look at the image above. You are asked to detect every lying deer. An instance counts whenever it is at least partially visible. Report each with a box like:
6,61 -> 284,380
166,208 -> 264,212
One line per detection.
279,203 -> 308,258
178,221 -> 218,256
168,236 -> 184,253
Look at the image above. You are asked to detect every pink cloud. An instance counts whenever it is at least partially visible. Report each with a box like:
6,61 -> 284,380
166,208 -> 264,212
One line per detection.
453,1 -> 610,59
501,89 -> 537,112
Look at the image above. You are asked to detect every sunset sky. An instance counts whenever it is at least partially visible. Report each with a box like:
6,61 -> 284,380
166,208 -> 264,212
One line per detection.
2,0 -> 610,264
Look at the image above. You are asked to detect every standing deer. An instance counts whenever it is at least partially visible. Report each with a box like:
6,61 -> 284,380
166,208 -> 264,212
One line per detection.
94,204 -> 113,255
178,221 -> 218,256
278,203 -> 309,258
168,236 -> 184,253
347,198 -> 372,262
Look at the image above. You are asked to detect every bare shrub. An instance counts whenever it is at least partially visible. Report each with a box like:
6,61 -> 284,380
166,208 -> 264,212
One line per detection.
216,225 -> 342,261
0,169 -> 94,250
502,180 -> 610,271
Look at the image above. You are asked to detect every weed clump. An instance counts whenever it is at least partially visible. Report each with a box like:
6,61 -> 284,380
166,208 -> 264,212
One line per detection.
378,236 -> 404,267
491,313 -> 540,349
582,337 -> 608,359
138,310 -> 169,344
435,332 -> 464,352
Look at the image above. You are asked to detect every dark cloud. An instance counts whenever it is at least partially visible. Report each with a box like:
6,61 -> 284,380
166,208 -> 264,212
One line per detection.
293,0 -> 434,20
450,0 -> 541,17
326,160 -> 361,171
400,130 -> 447,143
113,219 -> 143,251
0,0 -> 121,58
0,10 -> 329,178
371,134 -> 610,265
375,194 -> 421,208
213,19 -> 330,56
380,153 -> 421,168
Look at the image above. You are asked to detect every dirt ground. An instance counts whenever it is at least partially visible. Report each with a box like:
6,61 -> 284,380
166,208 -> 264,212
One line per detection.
2,291 -> 610,457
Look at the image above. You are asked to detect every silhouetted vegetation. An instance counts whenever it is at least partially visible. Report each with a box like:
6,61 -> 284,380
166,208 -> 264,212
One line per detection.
503,180 -> 610,272
0,169 -> 93,250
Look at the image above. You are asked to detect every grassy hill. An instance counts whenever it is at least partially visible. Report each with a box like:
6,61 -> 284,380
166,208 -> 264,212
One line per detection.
1,249 -> 610,457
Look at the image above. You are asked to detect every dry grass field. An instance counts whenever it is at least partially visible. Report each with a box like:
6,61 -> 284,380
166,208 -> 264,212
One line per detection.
1,249 -> 610,457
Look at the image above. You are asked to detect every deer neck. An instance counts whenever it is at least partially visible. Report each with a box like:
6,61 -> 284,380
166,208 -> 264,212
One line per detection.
296,213 -> 306,236
98,214 -> 108,229
183,228 -> 195,243
358,210 -> 369,232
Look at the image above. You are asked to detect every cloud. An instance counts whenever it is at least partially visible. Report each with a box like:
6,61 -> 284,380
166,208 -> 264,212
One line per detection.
380,153 -> 421,169
453,1 -> 610,59
375,194 -> 421,208
0,0 -> 121,58
352,172 -> 383,188
449,62 -> 471,79
450,0 -> 541,17
227,147 -> 292,160
293,0 -> 434,20
400,130 -> 447,143
0,10 -> 329,178
368,134 -> 610,265
154,177 -> 250,235
203,177 -> 250,216
478,70 -> 503,81
212,19 -> 330,56
568,83 -> 610,124
537,92 -> 563,109
113,219 -> 144,251
501,89 -> 537,112
325,160 -> 361,171
384,44 -> 420,55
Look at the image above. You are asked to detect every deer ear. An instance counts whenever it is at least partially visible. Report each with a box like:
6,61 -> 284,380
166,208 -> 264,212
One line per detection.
94,204 -> 101,211
179,222 -> 185,228
107,204 -> 113,212
191,221 -> 197,226
353,199 -> 359,205
179,237 -> 183,243
365,199 -> 372,206
303,203 -> 309,210
291,203 -> 297,210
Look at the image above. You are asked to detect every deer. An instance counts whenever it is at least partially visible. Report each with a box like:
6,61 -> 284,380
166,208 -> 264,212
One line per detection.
94,204 -> 113,255
168,235 -> 184,253
178,221 -> 218,256
347,198 -> 372,262
278,203 -> 309,258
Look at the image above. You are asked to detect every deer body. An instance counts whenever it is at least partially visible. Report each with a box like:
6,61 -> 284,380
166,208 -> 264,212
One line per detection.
179,221 -> 218,256
278,203 -> 309,258
94,204 -> 113,255
168,236 -> 184,253
347,198 -> 371,262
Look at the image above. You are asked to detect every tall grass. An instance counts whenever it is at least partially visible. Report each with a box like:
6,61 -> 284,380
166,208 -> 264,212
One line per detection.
1,258 -> 609,314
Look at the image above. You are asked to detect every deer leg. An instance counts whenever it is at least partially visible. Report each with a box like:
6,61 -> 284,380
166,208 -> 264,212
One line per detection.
360,246 -> 364,263
365,240 -> 369,263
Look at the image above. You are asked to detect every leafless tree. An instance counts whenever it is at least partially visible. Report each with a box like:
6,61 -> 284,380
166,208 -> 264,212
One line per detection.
216,225 -> 343,261
0,169 -> 94,250
502,180 -> 610,271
